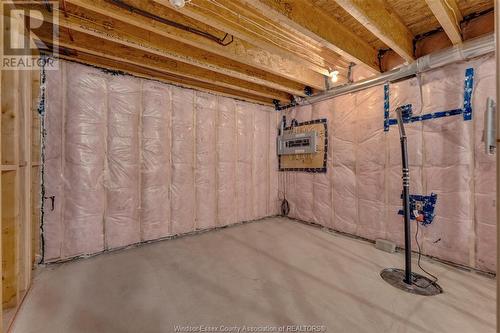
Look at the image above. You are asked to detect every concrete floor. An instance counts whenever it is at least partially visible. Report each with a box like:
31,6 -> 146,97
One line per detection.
11,217 -> 496,333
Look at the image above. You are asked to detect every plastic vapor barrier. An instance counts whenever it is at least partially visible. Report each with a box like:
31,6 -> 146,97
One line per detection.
42,60 -> 277,262
283,55 -> 496,272
42,57 -> 495,273
141,81 -> 171,241
106,75 -> 141,249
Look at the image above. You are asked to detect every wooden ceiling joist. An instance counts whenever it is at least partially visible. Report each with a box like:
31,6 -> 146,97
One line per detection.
153,0 -> 345,76
238,0 -> 381,72
425,0 -> 463,44
334,0 -> 415,62
34,24 -> 293,102
57,51 -> 275,105
65,0 -> 325,91
16,0 -> 491,105
37,3 -> 306,98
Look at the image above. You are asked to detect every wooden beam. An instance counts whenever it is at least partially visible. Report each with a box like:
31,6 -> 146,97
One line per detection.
2,70 -> 20,311
0,7 -> 39,330
2,9 -> 22,313
26,3 -> 308,98
226,0 -> 380,72
65,0 -> 325,90
153,0 -> 344,75
215,0 -> 350,72
56,50 -> 275,106
425,0 -> 463,44
19,68 -> 33,295
31,70 -> 41,266
0,67 -> 37,330
0,0 -> 3,326
34,23 -> 295,101
334,0 -> 414,62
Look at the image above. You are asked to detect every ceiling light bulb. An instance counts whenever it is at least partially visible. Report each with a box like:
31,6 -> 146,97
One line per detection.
169,0 -> 186,8
330,70 -> 339,83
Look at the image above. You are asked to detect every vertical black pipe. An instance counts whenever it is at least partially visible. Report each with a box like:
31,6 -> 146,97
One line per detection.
395,107 -> 412,284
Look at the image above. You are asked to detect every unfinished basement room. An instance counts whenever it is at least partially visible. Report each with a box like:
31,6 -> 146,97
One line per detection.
0,0 -> 499,332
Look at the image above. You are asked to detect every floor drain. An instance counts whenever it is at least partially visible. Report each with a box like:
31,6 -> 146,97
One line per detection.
381,268 -> 443,296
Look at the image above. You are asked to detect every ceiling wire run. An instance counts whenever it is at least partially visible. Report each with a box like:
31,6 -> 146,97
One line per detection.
106,0 -> 234,46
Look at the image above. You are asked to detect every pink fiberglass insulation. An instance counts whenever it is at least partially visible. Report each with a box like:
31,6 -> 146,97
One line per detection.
330,94 -> 358,235
105,76 -> 141,249
43,60 -> 64,261
195,92 -> 217,230
281,55 -> 496,272
236,101 -> 254,222
472,57 -> 496,271
42,57 -> 495,272
356,87 -> 386,241
284,105 -> 314,223
141,81 -> 171,241
253,106 -> 270,219
268,112 -> 280,216
312,99 -> 333,229
171,88 -> 196,235
43,60 -> 275,262
62,63 -> 106,258
420,61 -> 475,266
217,97 -> 237,227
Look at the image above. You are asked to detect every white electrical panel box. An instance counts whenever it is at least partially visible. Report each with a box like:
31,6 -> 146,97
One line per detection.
277,131 -> 317,155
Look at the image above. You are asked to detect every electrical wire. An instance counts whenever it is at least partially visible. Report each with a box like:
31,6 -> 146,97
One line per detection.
414,221 -> 439,286
411,74 -> 439,288
278,162 -> 290,216
277,115 -> 290,217
205,0 -> 311,47
106,0 -> 234,46
443,0 -> 461,27
281,197 -> 290,216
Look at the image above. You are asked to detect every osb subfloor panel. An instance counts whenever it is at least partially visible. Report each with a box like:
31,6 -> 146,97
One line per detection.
11,217 -> 496,333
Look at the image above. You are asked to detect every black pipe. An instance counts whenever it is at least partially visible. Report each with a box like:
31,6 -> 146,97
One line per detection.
395,107 -> 412,284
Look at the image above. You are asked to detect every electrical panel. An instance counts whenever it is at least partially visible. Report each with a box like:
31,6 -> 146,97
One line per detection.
277,131 -> 317,155
278,118 -> 327,172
